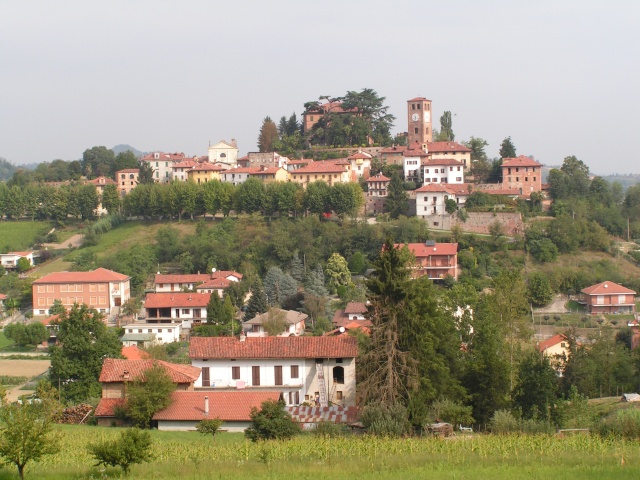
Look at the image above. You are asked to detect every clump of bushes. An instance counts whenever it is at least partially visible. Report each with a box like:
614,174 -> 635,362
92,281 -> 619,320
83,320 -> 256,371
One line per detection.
489,410 -> 555,435
312,420 -> 350,438
360,402 -> 411,437
595,409 -> 640,439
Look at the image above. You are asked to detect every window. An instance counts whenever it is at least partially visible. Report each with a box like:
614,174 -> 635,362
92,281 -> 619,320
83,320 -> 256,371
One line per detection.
516,177 -> 519,182
290,365 -> 299,378
148,329 -> 153,333
336,391 -> 343,400
90,296 -> 97,304
47,285 -> 54,293
412,104 -> 416,110
38,286 -> 45,293
274,366 -> 283,386
333,366 -> 345,384
533,177 -> 537,181
232,366 -> 240,380
182,309 -> 190,315
202,367 -> 210,387
90,284 -> 97,292
414,128 -> 419,134
252,366 -> 260,386
618,295 -> 627,304
525,177 -> 528,182
596,295 -> 604,305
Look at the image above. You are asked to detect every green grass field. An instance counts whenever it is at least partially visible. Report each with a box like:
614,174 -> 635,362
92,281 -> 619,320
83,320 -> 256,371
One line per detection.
0,331 -> 13,350
0,221 -> 51,252
7,425 -> 640,479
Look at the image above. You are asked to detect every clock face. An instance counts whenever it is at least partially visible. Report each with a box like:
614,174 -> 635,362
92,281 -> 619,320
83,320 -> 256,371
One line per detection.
424,112 -> 430,122
411,113 -> 419,121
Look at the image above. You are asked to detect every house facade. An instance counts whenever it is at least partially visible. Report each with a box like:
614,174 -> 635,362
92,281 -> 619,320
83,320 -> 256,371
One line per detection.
208,140 -> 238,167
187,163 -> 225,184
395,241 -> 459,281
421,158 -> 465,185
121,322 -> 182,346
365,173 -> 390,215
403,143 -> 429,183
580,281 -> 637,314
290,161 -> 351,189
243,309 -> 307,337
32,268 -> 131,316
415,184 -> 458,217
115,169 -> 139,196
140,152 -> 186,183
144,292 -> 210,328
0,251 -> 34,270
154,270 -> 242,294
427,141 -> 472,171
189,336 -> 358,407
501,156 -> 543,196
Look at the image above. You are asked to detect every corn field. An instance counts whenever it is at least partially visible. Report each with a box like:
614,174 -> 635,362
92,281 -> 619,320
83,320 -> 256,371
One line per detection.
24,426 -> 640,479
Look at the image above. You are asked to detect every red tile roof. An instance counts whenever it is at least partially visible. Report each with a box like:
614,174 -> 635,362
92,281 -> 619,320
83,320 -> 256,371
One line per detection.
394,242 -> 458,257
380,145 -> 407,154
425,158 -> 464,166
89,176 -> 117,185
344,302 -> 367,314
172,160 -> 197,169
155,271 -> 242,286
404,142 -> 429,157
39,314 -> 60,326
427,141 -> 472,153
294,162 -> 349,174
581,281 -> 636,296
195,278 -> 232,290
326,322 -> 372,335
347,151 -> 372,160
145,293 -> 211,309
95,398 -> 125,417
5,251 -> 32,257
414,184 -> 458,194
501,155 -> 542,167
121,345 -> 150,360
33,268 -> 130,284
116,169 -> 140,174
99,358 -> 201,383
0,294 -> 6,301
408,97 -> 431,102
366,173 -> 390,182
537,334 -> 567,352
189,336 -> 358,359
191,163 -> 225,172
153,391 -> 281,422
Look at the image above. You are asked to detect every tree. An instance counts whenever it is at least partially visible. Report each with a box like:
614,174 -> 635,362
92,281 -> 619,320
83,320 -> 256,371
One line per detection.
206,291 -> 224,323
245,399 -> 301,442
325,253 -> 352,292
243,279 -> 268,321
527,272 -> 554,307
384,172 -> 408,219
263,267 -> 298,307
82,146 -> 115,178
499,137 -> 516,159
137,161 -> 154,185
101,184 -> 121,214
436,111 -> 455,141
113,151 -> 139,174
304,264 -> 328,297
258,116 -> 278,153
49,299 -> 66,316
88,428 -> 153,475
3,323 -> 48,347
196,418 -> 224,441
49,304 -> 122,403
512,350 -> 558,421
445,198 -> 458,214
0,395 -> 61,479
465,136 -> 488,162
16,258 -> 31,273
290,250 -> 305,282
347,251 -> 366,275
262,308 -> 287,336
125,364 -> 176,428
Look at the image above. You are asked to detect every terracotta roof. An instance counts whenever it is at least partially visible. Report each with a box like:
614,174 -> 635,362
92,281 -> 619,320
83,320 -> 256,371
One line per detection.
195,278 -> 232,290
99,358 -> 201,383
155,271 -> 242,286
116,169 -> 140,174
39,314 -> 60,326
404,142 -> 429,157
89,176 -> 117,185
408,97 -> 431,102
347,151 -> 372,160
0,294 -> 6,301
121,345 -> 150,360
95,398 -> 125,417
172,160 -> 197,169
394,242 -> 458,257
344,302 -> 367,314
221,167 -> 262,174
244,309 -> 308,326
380,145 -> 407,154
446,183 -> 474,195
286,405 -> 358,424
287,159 -> 311,165
145,293 -> 210,309
140,152 -> 186,161
190,163 -> 225,172
326,322 -> 372,335
427,141 -> 472,153
537,334 -> 567,352
501,156 -> 542,167
4,251 -> 32,257
294,162 -> 349,174
366,173 -> 390,182
414,184 -> 458,194
425,158 -> 464,166
153,391 -> 281,422
33,268 -> 130,284
581,281 -> 636,296
189,336 -> 358,359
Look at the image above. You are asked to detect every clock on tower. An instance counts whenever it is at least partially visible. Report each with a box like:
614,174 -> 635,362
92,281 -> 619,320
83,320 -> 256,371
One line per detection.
407,97 -> 433,146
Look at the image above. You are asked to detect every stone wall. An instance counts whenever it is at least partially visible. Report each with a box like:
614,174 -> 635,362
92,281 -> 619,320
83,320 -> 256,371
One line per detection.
420,212 -> 524,236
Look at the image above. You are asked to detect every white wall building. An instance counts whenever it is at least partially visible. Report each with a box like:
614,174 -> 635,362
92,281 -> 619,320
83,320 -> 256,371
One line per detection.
421,158 -> 465,186
122,322 -> 182,345
415,184 -> 458,217
208,140 -> 238,167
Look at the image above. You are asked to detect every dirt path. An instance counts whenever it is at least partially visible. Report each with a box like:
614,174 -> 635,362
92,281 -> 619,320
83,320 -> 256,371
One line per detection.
42,233 -> 84,250
533,294 -> 567,314
0,359 -> 51,402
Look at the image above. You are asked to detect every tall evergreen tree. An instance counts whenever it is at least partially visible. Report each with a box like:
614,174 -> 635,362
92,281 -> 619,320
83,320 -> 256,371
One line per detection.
290,250 -> 305,282
243,279 -> 268,321
206,291 -> 223,323
499,136 -> 517,159
384,173 -> 408,219
304,264 -> 327,297
437,111 -> 455,141
258,116 -> 278,153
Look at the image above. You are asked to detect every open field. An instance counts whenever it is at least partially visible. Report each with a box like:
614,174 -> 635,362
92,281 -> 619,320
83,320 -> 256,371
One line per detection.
0,332 -> 13,350
28,257 -> 74,278
0,221 -> 51,252
0,359 -> 50,377
7,426 -> 640,479
64,220 -> 198,262
529,250 -> 640,280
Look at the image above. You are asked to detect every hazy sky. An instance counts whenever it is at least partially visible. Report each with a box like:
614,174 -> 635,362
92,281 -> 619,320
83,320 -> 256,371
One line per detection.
1,1 -> 638,174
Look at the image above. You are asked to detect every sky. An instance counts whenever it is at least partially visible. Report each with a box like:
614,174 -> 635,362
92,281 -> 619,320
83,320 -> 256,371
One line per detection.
1,0 -> 639,174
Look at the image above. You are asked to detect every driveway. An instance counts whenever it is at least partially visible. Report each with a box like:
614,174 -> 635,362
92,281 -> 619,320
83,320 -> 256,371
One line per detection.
534,294 -> 567,314
41,233 -> 84,250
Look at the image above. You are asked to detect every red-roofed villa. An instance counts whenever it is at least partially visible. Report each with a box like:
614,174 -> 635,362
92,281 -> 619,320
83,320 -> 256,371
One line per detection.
580,281 -> 636,314
394,241 -> 458,281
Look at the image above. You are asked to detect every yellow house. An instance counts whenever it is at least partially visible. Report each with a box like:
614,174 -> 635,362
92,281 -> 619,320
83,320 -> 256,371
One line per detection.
250,166 -> 290,183
187,163 -> 225,184
290,161 -> 351,189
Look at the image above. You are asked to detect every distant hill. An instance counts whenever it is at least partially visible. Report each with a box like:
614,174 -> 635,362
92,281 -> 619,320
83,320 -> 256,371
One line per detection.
112,144 -> 146,157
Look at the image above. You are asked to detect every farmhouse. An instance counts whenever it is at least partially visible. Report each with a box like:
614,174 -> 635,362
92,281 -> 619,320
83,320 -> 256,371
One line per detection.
243,309 -> 307,337
0,251 -> 34,270
189,336 -> 358,407
154,269 -> 242,293
394,241 -> 459,281
144,292 -> 210,328
32,268 -> 130,316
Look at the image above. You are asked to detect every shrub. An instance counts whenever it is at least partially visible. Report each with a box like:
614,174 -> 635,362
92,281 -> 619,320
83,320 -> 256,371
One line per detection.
196,418 -> 224,441
490,409 -> 519,434
360,403 -> 411,437
312,420 -> 350,438
245,400 -> 301,442
595,409 -> 640,439
88,428 -> 153,475
428,398 -> 474,427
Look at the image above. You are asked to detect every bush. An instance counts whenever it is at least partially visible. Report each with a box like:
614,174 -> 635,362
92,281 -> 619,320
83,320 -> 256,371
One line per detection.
428,398 -> 474,427
595,409 -> 640,439
88,428 -> 153,475
360,403 -> 411,437
196,418 -> 224,441
245,400 -> 301,442
490,409 -> 519,434
312,420 -> 350,438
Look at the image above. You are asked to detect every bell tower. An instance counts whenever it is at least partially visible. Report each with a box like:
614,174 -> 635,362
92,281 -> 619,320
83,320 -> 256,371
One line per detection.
407,97 -> 432,148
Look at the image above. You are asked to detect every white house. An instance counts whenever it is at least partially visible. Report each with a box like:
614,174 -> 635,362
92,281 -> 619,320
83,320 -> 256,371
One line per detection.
415,184 -> 458,217
0,251 -> 34,270
144,292 -> 210,329
243,309 -> 307,337
403,142 -> 429,183
208,140 -> 239,167
121,322 -> 182,346
139,152 -> 186,183
154,270 -> 242,294
346,151 -> 372,178
219,167 -> 255,186
189,336 -> 358,407
427,141 -> 473,171
421,158 -> 465,186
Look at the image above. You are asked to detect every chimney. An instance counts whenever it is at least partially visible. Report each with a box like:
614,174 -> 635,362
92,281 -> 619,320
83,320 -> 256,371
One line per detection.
240,334 -> 246,342
231,138 -> 237,148
204,396 -> 209,415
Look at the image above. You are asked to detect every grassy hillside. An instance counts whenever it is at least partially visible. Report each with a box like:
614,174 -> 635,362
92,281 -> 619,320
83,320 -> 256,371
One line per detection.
0,221 -> 51,252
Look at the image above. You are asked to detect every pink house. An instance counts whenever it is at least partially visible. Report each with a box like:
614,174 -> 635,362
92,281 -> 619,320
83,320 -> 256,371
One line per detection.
394,241 -> 458,281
